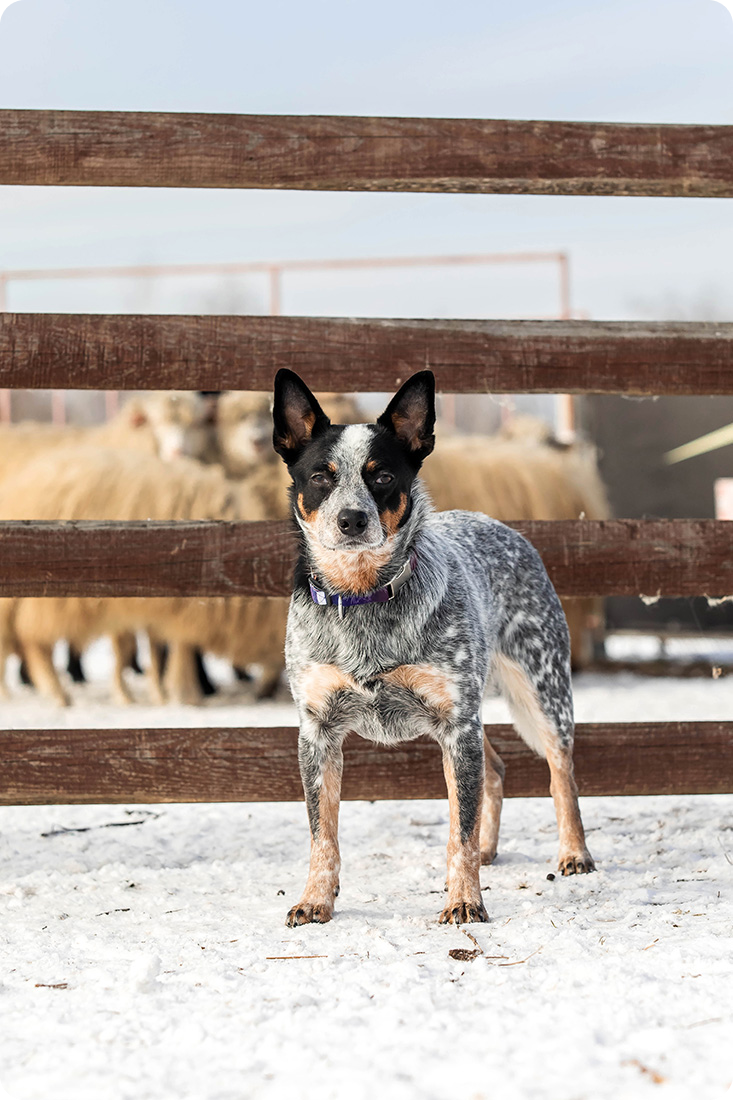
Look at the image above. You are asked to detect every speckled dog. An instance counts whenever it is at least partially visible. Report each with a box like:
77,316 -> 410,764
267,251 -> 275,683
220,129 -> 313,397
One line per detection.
273,368 -> 595,927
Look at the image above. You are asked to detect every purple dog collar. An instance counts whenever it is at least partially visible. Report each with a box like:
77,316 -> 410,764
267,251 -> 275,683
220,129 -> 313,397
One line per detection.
309,549 -> 418,616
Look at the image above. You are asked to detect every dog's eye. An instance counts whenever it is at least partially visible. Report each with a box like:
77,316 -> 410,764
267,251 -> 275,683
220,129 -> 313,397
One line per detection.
375,472 -> 394,486
310,472 -> 331,487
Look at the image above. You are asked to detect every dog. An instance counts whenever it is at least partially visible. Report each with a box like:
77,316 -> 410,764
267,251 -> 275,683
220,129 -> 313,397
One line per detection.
273,368 -> 595,927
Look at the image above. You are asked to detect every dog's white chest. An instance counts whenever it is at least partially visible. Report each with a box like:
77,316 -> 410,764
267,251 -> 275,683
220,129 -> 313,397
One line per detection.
293,661 -> 459,745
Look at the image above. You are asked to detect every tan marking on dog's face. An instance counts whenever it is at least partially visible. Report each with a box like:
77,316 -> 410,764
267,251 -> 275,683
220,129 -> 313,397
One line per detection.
309,540 -> 395,595
379,492 -> 408,538
300,663 -> 362,713
297,491 -> 318,526
365,459 -> 378,472
381,663 -> 456,718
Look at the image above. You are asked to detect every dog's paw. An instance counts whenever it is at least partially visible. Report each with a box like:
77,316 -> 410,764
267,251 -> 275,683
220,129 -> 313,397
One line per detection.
438,899 -> 489,925
285,900 -> 334,927
558,851 -> 596,876
480,846 -> 498,866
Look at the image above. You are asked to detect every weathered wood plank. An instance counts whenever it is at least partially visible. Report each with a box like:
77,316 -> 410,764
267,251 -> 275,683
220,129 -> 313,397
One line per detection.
1,314 -> 733,395
0,519 -> 729,598
2,111 -> 733,197
0,520 -> 291,599
0,723 -> 731,805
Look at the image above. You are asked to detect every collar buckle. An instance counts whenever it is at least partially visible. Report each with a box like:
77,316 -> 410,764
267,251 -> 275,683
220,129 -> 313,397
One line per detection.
385,550 -> 417,601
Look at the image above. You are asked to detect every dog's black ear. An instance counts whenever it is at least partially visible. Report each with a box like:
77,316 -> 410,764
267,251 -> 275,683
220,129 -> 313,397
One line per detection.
377,370 -> 435,465
272,369 -> 331,465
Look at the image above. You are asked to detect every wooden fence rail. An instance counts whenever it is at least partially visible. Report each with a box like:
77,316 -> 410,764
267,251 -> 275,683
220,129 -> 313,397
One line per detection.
1,723 -> 731,805
0,519 -> 731,598
2,111 -> 733,197
2,314 -> 733,395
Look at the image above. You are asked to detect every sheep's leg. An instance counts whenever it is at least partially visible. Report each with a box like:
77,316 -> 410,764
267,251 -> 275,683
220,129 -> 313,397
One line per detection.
122,630 -> 144,674
194,649 -> 217,696
110,634 -> 134,705
146,631 -> 167,705
66,644 -> 86,683
254,662 -> 283,699
0,601 -> 16,700
24,642 -> 70,707
164,642 -> 203,706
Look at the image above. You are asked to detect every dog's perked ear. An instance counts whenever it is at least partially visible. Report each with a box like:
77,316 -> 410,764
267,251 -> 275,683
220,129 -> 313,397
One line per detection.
377,370 -> 436,465
272,369 -> 332,465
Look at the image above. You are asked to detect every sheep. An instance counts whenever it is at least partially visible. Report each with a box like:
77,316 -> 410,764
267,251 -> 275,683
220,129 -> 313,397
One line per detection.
421,433 -> 608,522
214,390 -> 363,478
127,390 -> 218,463
0,445 -> 290,706
0,391 -> 215,485
0,392 -> 218,689
0,400 -> 609,706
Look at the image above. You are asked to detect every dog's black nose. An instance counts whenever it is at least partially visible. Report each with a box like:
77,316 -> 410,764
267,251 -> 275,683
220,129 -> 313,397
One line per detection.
337,509 -> 368,535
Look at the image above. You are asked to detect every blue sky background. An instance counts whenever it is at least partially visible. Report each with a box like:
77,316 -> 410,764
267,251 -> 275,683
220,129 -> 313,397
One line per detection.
0,0 -> 732,320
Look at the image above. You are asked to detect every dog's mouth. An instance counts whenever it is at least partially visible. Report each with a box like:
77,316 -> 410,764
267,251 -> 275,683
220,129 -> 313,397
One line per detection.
319,535 -> 387,553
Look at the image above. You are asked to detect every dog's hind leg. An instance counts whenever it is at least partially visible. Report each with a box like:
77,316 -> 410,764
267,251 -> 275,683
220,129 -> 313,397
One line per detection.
286,730 -> 344,927
493,650 -> 595,876
480,734 -> 505,865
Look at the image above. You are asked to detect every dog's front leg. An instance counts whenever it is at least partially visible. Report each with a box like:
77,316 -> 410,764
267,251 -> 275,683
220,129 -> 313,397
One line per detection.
286,731 -> 343,927
440,723 -> 489,925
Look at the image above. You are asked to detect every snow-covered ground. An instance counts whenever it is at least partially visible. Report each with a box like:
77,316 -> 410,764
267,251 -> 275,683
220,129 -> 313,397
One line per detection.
1,637 -> 732,1100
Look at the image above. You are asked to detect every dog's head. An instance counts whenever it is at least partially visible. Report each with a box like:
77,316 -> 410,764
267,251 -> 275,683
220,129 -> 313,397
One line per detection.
273,369 -> 434,589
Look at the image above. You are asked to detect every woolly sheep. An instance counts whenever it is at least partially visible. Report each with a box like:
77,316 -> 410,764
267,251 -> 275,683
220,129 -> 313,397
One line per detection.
0,446 -> 289,706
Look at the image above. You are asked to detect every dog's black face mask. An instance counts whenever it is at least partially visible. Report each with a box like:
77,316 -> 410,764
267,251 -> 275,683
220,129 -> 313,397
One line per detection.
273,368 -> 435,542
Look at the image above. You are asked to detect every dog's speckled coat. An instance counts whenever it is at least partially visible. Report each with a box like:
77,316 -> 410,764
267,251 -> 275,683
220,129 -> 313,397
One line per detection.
273,369 -> 595,927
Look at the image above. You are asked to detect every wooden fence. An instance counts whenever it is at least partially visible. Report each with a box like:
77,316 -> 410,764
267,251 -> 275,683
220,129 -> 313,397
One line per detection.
1,109 -> 732,805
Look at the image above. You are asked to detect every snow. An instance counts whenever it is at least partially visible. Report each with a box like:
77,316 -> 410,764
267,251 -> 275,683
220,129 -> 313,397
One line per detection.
1,637 -> 733,1099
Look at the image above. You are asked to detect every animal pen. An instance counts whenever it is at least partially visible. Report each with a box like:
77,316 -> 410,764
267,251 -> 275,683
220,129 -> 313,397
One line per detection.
0,109 -> 732,805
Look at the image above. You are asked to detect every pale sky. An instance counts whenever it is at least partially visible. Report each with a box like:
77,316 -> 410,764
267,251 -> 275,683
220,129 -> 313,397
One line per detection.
0,0 -> 732,321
